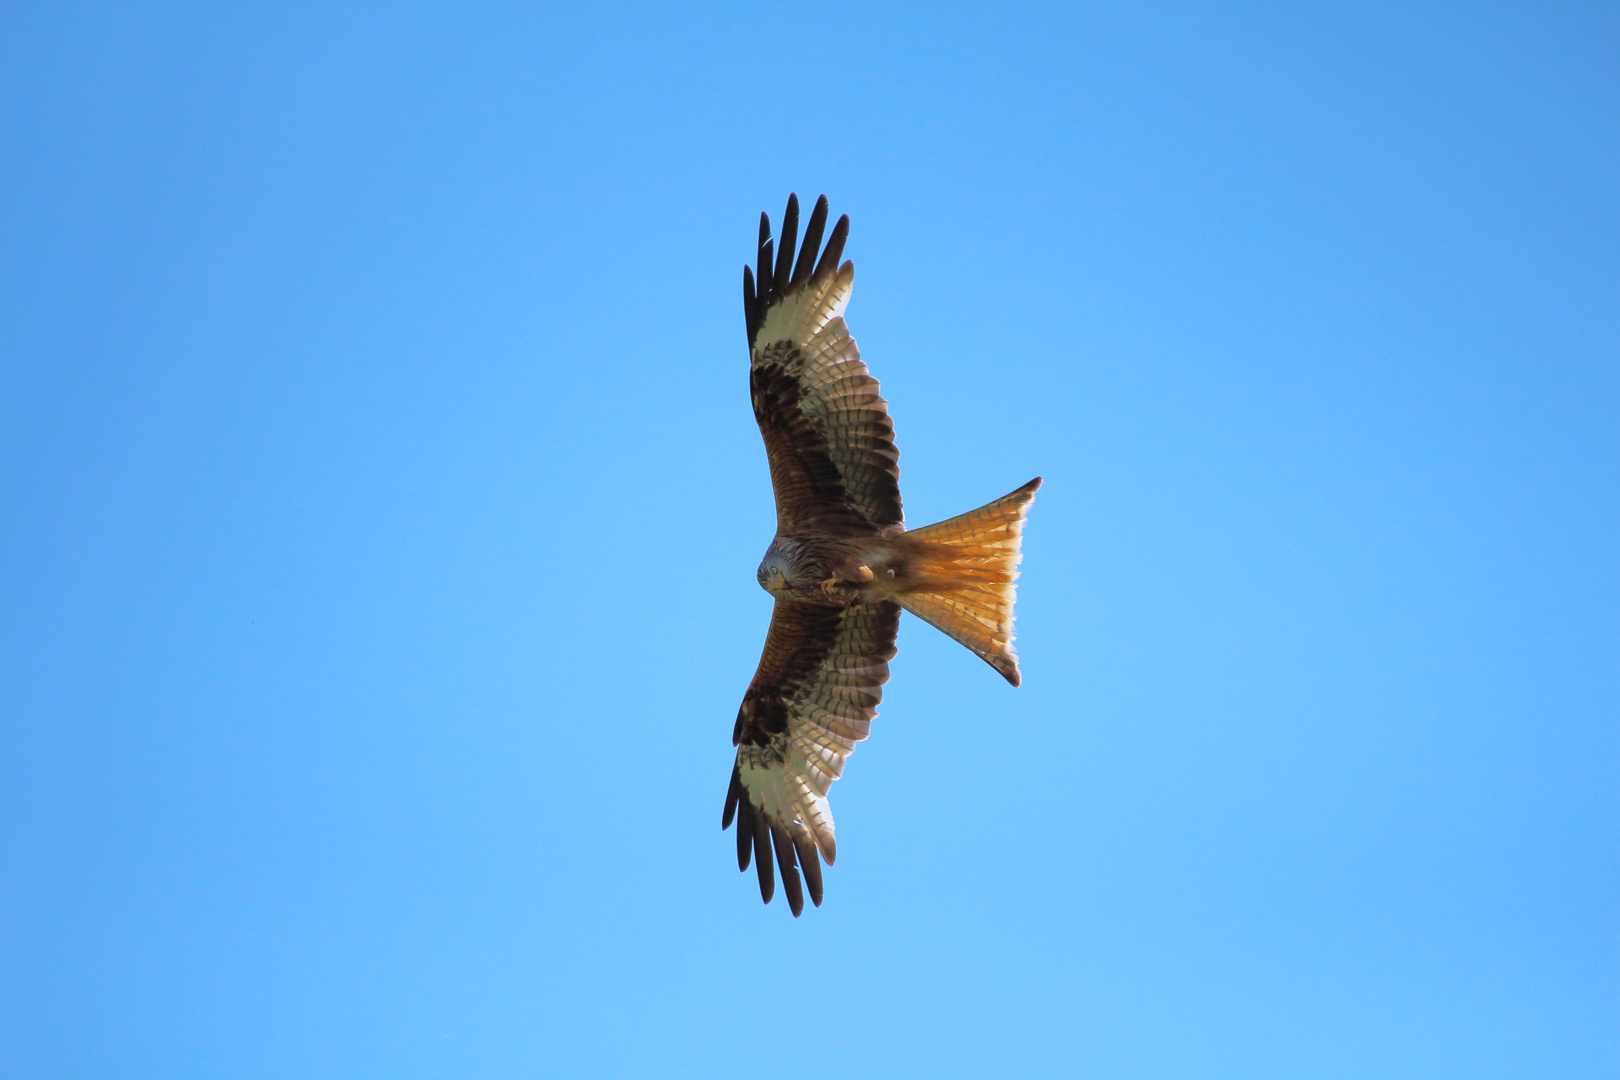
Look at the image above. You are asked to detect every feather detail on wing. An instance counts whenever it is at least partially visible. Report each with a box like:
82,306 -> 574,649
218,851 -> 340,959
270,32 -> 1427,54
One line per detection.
723,598 -> 900,915
744,195 -> 902,532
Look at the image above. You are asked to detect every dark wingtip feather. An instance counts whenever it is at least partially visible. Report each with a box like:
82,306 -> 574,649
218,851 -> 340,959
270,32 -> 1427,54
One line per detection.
722,763 -> 742,829
747,196 -> 853,349
772,825 -> 804,917
792,196 -> 829,286
742,266 -> 757,349
774,194 -> 799,294
794,834 -> 823,907
756,212 -> 773,319
728,769 -> 829,914
752,811 -> 775,903
736,800 -> 753,871
814,214 -> 850,279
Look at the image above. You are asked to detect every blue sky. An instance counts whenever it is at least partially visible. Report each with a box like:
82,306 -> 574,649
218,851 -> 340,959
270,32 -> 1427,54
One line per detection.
3,2 -> 1616,1077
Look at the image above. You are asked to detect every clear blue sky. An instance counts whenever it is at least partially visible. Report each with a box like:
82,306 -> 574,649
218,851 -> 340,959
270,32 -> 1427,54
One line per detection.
3,3 -> 1615,1077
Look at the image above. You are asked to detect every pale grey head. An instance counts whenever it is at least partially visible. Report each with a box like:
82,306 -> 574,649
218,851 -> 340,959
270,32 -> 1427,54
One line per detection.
756,537 -> 803,596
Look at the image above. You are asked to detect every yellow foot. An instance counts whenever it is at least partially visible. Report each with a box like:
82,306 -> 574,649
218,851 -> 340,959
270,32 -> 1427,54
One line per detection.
817,577 -> 866,607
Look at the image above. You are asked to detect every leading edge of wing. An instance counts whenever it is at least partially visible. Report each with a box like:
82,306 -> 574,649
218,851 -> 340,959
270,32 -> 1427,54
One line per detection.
742,193 -> 850,352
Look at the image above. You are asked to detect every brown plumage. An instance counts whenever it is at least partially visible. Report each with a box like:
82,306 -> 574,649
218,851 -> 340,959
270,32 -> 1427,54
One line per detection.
724,194 -> 1040,916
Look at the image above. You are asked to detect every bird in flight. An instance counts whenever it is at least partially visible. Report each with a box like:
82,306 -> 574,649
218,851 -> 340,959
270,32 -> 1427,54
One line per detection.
723,194 -> 1041,916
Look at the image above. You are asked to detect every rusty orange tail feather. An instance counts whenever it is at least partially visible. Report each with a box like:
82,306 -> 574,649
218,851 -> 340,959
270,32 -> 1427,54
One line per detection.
891,477 -> 1041,685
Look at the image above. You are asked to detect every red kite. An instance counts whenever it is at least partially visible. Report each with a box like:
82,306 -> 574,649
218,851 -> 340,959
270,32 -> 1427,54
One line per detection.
723,194 -> 1040,915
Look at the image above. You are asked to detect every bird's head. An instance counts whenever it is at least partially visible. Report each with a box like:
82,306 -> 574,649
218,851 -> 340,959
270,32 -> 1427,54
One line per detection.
756,557 -> 786,595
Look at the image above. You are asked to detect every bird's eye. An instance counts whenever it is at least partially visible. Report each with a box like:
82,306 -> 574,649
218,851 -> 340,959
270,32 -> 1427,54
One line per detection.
771,566 -> 781,577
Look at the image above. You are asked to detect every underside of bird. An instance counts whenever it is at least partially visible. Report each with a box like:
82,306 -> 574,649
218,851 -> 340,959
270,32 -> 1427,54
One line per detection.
724,192 -> 1040,917
781,477 -> 1042,683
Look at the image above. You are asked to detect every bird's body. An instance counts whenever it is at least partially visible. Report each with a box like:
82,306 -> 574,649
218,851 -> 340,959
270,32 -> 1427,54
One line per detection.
724,194 -> 1040,915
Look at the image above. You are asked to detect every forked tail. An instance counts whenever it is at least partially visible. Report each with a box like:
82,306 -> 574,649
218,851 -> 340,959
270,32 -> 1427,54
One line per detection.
894,477 -> 1042,686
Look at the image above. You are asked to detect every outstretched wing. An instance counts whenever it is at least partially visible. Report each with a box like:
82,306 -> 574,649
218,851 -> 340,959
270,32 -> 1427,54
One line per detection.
744,194 -> 902,534
723,597 -> 901,916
